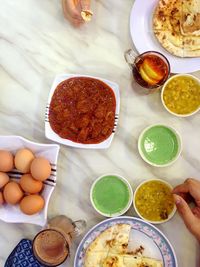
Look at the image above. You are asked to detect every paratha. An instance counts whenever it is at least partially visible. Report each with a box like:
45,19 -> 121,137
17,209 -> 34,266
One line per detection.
84,252 -> 110,267
84,224 -> 131,267
181,0 -> 200,36
81,10 -> 93,22
102,254 -> 163,267
84,223 -> 163,267
153,0 -> 200,57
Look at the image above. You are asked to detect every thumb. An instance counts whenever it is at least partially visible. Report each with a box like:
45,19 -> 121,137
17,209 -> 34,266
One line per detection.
80,0 -> 91,10
173,194 -> 196,231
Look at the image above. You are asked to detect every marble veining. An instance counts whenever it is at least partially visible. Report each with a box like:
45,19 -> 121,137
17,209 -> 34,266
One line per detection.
0,0 -> 200,266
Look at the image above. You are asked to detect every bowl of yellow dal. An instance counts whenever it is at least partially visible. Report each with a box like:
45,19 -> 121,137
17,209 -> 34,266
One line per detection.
133,179 -> 176,224
161,74 -> 200,117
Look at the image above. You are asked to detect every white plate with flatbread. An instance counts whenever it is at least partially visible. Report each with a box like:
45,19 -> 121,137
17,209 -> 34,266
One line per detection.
130,0 -> 200,73
74,216 -> 178,267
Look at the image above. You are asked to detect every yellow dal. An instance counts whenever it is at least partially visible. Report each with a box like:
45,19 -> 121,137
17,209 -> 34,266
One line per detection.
163,76 -> 200,115
135,180 -> 175,221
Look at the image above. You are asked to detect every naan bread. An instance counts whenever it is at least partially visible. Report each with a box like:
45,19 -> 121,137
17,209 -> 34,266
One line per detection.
109,224 -> 132,254
153,0 -> 200,57
123,255 -> 163,267
181,0 -> 200,36
81,10 -> 93,21
84,252 -> 110,267
102,254 -> 163,267
102,255 -> 125,267
84,224 -> 163,267
84,224 -> 131,267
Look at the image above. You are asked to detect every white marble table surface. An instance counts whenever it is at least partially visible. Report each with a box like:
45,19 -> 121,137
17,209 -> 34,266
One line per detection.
0,0 -> 200,266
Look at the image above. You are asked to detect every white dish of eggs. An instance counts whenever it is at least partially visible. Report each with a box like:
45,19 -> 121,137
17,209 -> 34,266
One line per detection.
0,136 -> 59,226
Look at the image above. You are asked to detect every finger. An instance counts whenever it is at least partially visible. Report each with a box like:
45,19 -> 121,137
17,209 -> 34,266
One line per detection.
80,0 -> 91,10
173,194 -> 197,232
183,179 -> 200,206
185,178 -> 196,184
192,207 -> 200,217
62,0 -> 83,21
175,192 -> 194,204
172,183 -> 189,194
177,192 -> 188,200
62,0 -> 74,17
63,12 -> 84,26
68,16 -> 84,26
72,19 -> 84,27
63,10 -> 83,25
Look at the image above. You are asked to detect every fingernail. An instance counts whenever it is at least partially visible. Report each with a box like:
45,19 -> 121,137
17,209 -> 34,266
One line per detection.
173,194 -> 181,205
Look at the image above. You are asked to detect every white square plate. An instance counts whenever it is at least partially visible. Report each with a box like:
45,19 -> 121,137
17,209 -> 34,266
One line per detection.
45,74 -> 120,149
0,136 -> 60,226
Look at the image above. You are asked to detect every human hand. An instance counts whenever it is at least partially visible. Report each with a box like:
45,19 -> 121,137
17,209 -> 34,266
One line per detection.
173,178 -> 200,241
62,0 -> 91,27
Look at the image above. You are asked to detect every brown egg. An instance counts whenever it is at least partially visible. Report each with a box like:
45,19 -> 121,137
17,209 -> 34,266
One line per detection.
20,174 -> 43,194
0,172 -> 10,189
14,148 -> 35,173
0,192 -> 4,205
3,181 -> 24,205
20,195 -> 45,215
30,157 -> 51,181
0,150 -> 14,172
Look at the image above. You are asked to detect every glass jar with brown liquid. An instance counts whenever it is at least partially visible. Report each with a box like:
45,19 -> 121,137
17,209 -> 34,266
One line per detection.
124,49 -> 170,92
33,216 -> 86,266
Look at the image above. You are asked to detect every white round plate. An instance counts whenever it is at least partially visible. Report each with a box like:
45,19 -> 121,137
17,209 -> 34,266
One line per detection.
74,216 -> 178,267
130,0 -> 200,74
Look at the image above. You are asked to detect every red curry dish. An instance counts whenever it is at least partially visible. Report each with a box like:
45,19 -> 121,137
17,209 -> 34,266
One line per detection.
49,77 -> 116,144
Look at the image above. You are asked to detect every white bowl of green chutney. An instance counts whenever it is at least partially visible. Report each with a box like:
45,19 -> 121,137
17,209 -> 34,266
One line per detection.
90,174 -> 133,217
138,124 -> 182,167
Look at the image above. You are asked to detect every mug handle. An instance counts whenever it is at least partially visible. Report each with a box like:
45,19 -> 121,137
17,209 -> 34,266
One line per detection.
47,215 -> 86,238
72,220 -> 87,237
124,49 -> 138,68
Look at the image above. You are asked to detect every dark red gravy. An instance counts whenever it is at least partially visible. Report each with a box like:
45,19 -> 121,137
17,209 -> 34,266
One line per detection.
49,77 -> 116,144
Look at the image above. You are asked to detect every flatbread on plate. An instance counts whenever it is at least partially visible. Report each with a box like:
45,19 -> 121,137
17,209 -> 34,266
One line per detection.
102,254 -> 163,267
153,0 -> 200,57
109,224 -> 132,254
84,223 -> 163,267
84,252 -> 110,267
84,224 -> 131,267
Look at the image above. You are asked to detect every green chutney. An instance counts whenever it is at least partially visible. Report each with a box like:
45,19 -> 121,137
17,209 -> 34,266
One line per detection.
140,125 -> 179,165
92,175 -> 130,216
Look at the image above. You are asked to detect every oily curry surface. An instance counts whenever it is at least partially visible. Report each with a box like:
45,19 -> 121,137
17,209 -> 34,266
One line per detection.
163,76 -> 200,115
135,180 -> 175,221
49,77 -> 116,144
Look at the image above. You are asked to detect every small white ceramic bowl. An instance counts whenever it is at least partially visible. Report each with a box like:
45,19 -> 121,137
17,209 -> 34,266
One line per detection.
133,179 -> 176,224
0,135 -> 60,226
45,74 -> 120,149
138,124 -> 182,167
161,74 -> 200,117
90,174 -> 133,217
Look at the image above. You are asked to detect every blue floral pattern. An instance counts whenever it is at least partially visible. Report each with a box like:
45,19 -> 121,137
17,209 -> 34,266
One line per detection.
5,239 -> 45,267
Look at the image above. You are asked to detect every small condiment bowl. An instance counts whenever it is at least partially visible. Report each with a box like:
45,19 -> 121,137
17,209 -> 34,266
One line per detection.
133,179 -> 176,224
90,174 -> 133,217
161,74 -> 200,117
138,124 -> 182,167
